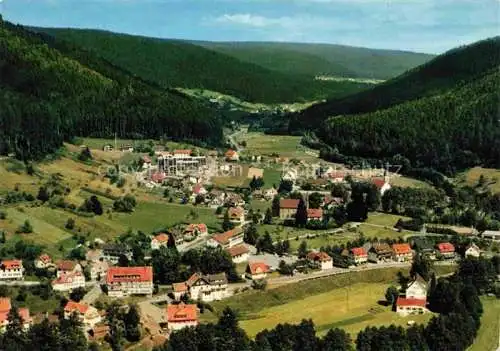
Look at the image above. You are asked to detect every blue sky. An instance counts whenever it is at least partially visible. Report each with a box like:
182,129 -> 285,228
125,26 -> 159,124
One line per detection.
2,0 -> 499,53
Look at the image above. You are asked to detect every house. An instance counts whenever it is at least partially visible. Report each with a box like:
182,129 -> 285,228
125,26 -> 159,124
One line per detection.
0,298 -> 32,332
142,156 -> 152,169
52,272 -> 86,292
392,243 -> 413,262
279,199 -> 300,220
246,262 -> 270,280
307,251 -> 333,270
151,172 -> 166,184
89,260 -> 109,281
351,247 -> 368,265
412,238 -> 436,260
227,244 -> 250,263
0,260 -> 24,281
207,228 -> 244,249
465,243 -> 481,258
174,149 -> 192,157
406,274 -> 428,300
106,266 -> 153,297
166,303 -> 198,331
371,177 -> 391,195
151,233 -> 171,251
64,301 -> 102,329
368,243 -> 393,263
192,183 -> 207,196
482,230 -> 500,242
396,297 -> 427,316
102,144 -> 113,152
56,260 -> 82,278
228,206 -> 245,225
307,208 -> 323,222
119,144 -> 134,152
225,149 -> 239,162
282,169 -> 298,182
225,193 -> 245,207
184,223 -> 208,238
327,171 -> 346,183
89,323 -> 110,341
35,254 -> 53,269
263,187 -> 278,201
102,243 -> 132,264
208,189 -> 226,207
173,272 -> 228,302
437,242 -> 456,259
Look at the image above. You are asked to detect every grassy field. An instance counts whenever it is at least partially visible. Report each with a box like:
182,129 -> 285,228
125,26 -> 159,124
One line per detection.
365,213 -> 410,227
263,167 -> 282,189
237,132 -> 316,161
469,296 -> 500,351
358,224 -> 406,241
390,176 -> 432,189
458,167 -> 500,193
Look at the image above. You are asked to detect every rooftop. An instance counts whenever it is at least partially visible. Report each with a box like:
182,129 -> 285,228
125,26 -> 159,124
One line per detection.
106,266 -> 153,284
280,199 -> 300,209
167,303 -> 197,323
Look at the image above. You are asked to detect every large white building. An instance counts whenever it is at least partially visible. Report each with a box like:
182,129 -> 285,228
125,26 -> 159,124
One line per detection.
106,266 -> 153,297
52,272 -> 86,292
0,298 -> 32,332
0,260 -> 24,281
172,272 -> 228,302
206,228 -> 244,249
166,303 -> 198,331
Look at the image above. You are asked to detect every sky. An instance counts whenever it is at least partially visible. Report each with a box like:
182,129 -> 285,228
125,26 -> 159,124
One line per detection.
2,0 -> 499,54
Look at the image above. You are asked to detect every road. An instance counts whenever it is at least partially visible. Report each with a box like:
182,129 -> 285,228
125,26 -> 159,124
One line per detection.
82,283 -> 102,304
226,128 -> 246,152
0,280 -> 41,286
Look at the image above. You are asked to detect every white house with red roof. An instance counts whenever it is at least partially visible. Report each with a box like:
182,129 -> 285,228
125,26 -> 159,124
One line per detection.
307,208 -> 324,222
106,266 -> 153,297
173,149 -> 192,157
35,254 -> 53,269
151,232 -> 171,251
192,183 -> 207,196
307,251 -> 333,270
225,149 -> 239,162
279,199 -> 300,220
350,247 -> 368,265
52,271 -> 86,292
207,227 -> 244,249
226,244 -> 250,264
56,260 -> 82,278
437,242 -> 456,259
246,262 -> 270,280
392,243 -> 413,262
151,172 -> 166,184
184,223 -> 208,238
0,260 -> 24,281
228,206 -> 245,225
396,297 -> 427,316
166,303 -> 198,331
64,300 -> 102,329
0,298 -> 32,332
371,177 -> 391,195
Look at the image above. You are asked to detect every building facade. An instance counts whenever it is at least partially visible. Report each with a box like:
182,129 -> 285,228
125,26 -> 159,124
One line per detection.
106,266 -> 153,297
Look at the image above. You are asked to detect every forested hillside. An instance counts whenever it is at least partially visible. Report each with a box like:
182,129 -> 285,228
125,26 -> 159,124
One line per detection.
291,37 -> 500,130
0,19 -> 223,160
319,68 -> 500,173
35,28 -> 369,103
196,41 -> 434,79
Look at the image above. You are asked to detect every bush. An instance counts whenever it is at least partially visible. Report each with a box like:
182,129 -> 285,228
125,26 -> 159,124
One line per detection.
113,194 -> 137,213
251,279 -> 268,290
0,211 -> 6,220
65,218 -> 75,230
116,177 -> 126,188
17,220 -> 33,234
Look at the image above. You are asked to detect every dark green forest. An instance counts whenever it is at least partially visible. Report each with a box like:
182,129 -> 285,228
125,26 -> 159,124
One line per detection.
35,27 -> 370,103
291,37 -> 500,130
0,19 -> 223,160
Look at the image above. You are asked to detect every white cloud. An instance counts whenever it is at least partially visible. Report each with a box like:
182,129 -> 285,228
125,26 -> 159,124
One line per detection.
213,14 -> 294,28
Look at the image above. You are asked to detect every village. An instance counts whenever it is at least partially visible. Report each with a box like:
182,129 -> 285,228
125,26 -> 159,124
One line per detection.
0,135 -> 499,348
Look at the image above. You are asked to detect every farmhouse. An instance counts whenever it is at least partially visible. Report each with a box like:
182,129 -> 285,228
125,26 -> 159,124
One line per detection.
307,208 -> 324,222
56,260 -> 82,278
368,243 -> 393,263
406,274 -> 428,300
465,243 -> 481,258
371,177 -> 391,195
437,242 -> 456,259
482,230 -> 500,242
228,206 -> 245,225
392,243 -> 413,262
184,223 -> 208,238
106,266 -> 153,297
151,233 -> 171,251
226,244 -> 250,263
0,298 -> 32,332
166,303 -> 198,331
279,199 -> 300,220
246,262 -> 270,280
172,272 -> 228,302
64,301 -> 102,329
0,260 -> 24,281
207,227 -> 244,249
350,247 -> 368,265
35,254 -> 53,269
52,272 -> 86,292
396,297 -> 427,316
102,243 -> 132,264
307,251 -> 333,270
225,149 -> 239,162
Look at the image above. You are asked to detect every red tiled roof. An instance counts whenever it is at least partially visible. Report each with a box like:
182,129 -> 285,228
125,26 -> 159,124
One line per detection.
307,208 -> 323,219
185,223 -> 207,234
280,199 -> 300,209
247,262 -> 270,275
106,267 -> 153,284
392,243 -> 412,255
57,260 -> 76,271
437,242 -> 455,253
192,184 -> 205,194
328,171 -> 346,179
0,298 -> 30,324
38,254 -> 51,264
151,172 -> 166,183
167,303 -> 198,323
172,282 -> 188,293
396,297 -> 426,307
225,149 -> 237,158
307,251 -> 332,262
351,247 -> 367,257
228,206 -> 244,218
174,149 -> 192,155
227,244 -> 249,257
186,272 -> 201,287
0,298 -> 11,312
371,178 -> 386,189
154,233 -> 170,243
211,228 -> 243,245
64,301 -> 89,314
52,272 -> 84,285
1,260 -> 22,270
